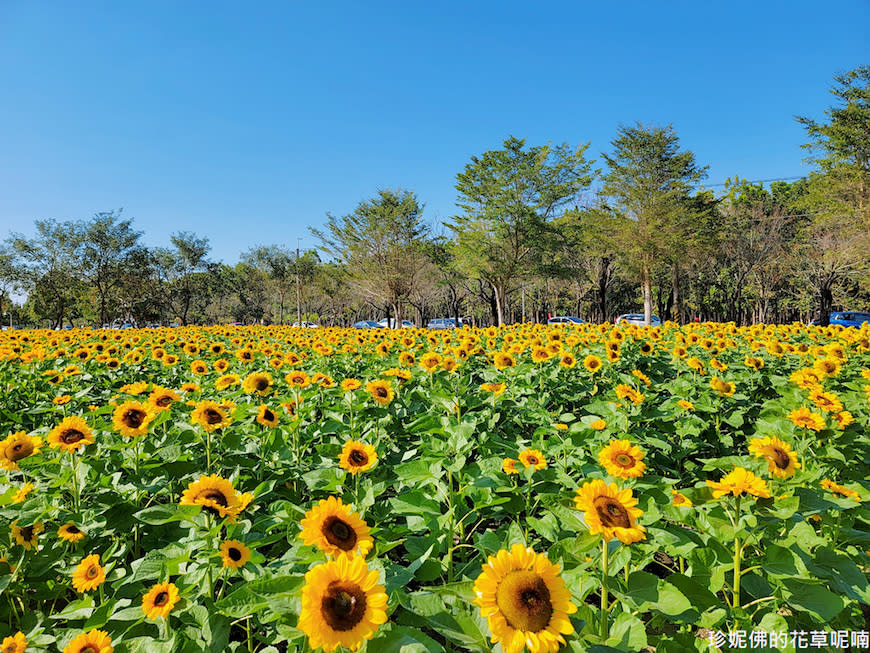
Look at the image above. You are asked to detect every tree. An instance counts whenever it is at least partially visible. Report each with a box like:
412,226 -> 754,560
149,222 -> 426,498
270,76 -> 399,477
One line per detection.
796,66 -> 870,324
242,245 -> 320,324
79,210 -> 147,325
601,123 -> 708,325
451,136 -> 593,325
0,245 -> 23,328
152,232 -> 213,325
9,219 -> 87,328
312,189 -> 430,327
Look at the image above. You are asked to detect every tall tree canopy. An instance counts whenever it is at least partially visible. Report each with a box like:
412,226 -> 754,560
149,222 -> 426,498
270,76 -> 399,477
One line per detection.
451,136 -> 593,325
601,123 -> 708,324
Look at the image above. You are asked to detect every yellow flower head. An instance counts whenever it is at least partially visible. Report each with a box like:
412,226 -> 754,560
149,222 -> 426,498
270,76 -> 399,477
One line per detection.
142,581 -> 180,619
748,436 -> 800,479
72,554 -> 106,593
47,416 -> 94,453
788,406 -> 826,431
518,449 -> 546,471
598,440 -> 646,479
706,467 -> 770,499
338,441 -> 377,475
472,544 -> 577,653
299,496 -> 374,559
0,431 -> 43,471
573,480 -> 646,544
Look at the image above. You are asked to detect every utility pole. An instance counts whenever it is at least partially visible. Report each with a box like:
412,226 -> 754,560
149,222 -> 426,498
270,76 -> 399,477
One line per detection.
296,238 -> 302,327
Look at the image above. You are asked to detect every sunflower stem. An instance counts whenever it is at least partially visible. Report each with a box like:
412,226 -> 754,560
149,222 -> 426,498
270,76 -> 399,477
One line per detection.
732,494 -> 742,609
246,615 -> 253,652
205,427 -> 212,474
600,539 -> 610,640
70,452 -> 81,514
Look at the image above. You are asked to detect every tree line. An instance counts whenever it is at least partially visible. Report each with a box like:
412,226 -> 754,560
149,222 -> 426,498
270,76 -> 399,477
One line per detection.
1,66 -> 868,329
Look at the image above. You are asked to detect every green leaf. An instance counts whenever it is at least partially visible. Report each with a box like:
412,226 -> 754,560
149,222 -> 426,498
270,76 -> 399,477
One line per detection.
370,625 -> 446,652
606,612 -> 648,650
781,579 -> 848,621
134,503 -> 202,525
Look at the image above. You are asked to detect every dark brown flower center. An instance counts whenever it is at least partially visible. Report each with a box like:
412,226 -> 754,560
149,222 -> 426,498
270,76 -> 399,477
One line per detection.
123,409 -> 145,428
262,409 -> 275,422
255,378 -> 268,391
374,386 -> 388,398
156,396 -> 172,407
321,582 -> 367,631
228,547 -> 242,561
9,441 -> 34,460
349,450 -> 367,466
496,570 -> 553,633
615,454 -> 634,467
771,448 -> 791,469
593,496 -> 631,528
21,526 -> 34,540
204,409 -> 223,424
200,490 -> 229,507
322,516 -> 357,550
81,647 -> 98,653
67,525 -> 81,534
61,429 -> 84,444
86,564 -> 99,579
153,591 -> 169,606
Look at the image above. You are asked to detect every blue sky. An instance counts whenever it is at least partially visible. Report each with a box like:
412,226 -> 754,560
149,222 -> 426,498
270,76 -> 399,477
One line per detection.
1,1 -> 868,263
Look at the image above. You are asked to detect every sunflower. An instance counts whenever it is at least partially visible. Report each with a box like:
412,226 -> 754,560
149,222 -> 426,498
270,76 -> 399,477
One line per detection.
788,406 -> 826,431
190,400 -> 232,432
297,555 -> 388,652
748,436 -> 800,479
11,521 -> 43,550
480,382 -> 506,396
710,377 -> 736,397
365,379 -> 394,405
242,371 -> 274,395
420,352 -> 443,372
256,404 -> 279,428
820,479 -> 861,502
190,360 -> 209,375
214,358 -> 230,373
676,399 -> 694,411
338,441 -> 377,475
559,353 -> 577,369
615,384 -> 644,405
473,543 -> 577,653
341,378 -> 362,392
286,371 -> 311,390
589,418 -> 607,431
72,554 -> 106,593
0,431 -> 43,471
598,440 -> 646,479
1,632 -> 27,653
672,490 -> 692,507
573,480 -> 646,544
809,389 -> 843,413
706,467 -> 770,499
518,449 -> 546,471
58,523 -> 87,543
832,411 -> 854,429
179,474 -> 252,520
47,416 -> 95,453
12,483 -> 34,503
112,401 -> 154,438
813,357 -> 840,377
142,581 -> 180,619
180,382 -> 201,394
220,539 -> 252,570
502,458 -> 519,474
631,369 -> 651,386
531,347 -> 552,363
744,356 -> 764,370
62,629 -> 113,653
148,386 -> 180,411
493,352 -> 516,370
299,496 -> 373,559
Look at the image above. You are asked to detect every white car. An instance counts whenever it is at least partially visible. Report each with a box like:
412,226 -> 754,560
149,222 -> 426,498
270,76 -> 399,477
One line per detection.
292,321 -> 319,328
615,313 -> 662,326
377,319 -> 414,328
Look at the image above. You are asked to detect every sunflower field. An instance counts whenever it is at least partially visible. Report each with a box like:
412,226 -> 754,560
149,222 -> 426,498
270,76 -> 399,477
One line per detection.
1,322 -> 869,653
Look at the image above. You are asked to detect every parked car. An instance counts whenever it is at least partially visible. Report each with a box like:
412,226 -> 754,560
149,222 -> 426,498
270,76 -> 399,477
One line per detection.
615,313 -> 662,326
547,316 -> 585,325
291,321 -> 320,328
351,320 -> 385,329
427,317 -> 462,329
377,319 -> 414,328
825,312 -> 870,328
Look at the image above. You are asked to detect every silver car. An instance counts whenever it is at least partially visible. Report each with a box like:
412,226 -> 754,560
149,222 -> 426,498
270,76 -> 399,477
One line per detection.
615,313 -> 662,326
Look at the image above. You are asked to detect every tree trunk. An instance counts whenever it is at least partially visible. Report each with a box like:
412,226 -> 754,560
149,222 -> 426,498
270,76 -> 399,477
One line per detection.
642,261 -> 653,325
492,282 -> 505,326
598,257 -> 610,322
819,282 -> 834,326
671,264 -> 682,324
